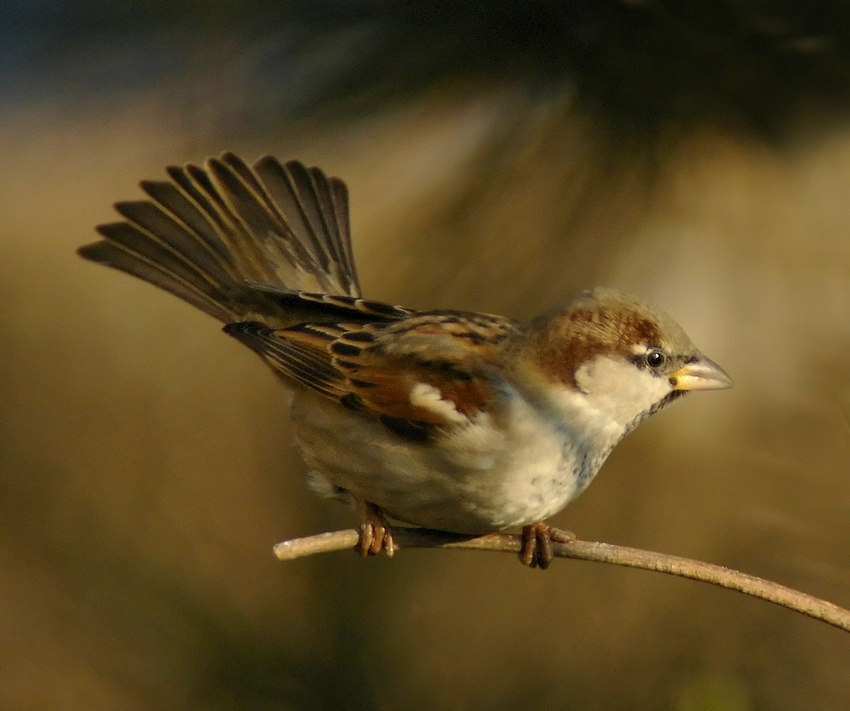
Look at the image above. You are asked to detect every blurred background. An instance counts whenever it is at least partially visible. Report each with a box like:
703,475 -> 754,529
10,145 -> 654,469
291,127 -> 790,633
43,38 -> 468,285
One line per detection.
2,2 -> 850,709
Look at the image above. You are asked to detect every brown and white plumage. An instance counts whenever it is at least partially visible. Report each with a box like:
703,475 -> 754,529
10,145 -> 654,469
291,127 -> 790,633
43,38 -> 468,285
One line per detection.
79,153 -> 732,568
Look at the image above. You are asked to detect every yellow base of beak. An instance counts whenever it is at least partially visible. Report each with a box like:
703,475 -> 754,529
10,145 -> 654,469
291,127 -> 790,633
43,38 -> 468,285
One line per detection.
673,356 -> 734,391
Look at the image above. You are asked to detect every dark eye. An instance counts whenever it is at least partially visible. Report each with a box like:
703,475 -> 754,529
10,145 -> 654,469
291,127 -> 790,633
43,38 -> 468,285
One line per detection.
644,348 -> 667,369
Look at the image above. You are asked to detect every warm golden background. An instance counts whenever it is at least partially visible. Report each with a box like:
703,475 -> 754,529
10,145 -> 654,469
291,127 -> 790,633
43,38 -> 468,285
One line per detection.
2,4 -> 849,709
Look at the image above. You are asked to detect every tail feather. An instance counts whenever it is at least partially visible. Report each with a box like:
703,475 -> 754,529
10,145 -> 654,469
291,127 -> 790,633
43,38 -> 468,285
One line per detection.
80,227 -> 237,322
79,154 -> 362,326
251,156 -> 358,292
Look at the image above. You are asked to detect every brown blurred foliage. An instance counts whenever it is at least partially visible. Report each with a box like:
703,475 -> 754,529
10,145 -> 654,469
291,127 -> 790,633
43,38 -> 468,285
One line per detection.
2,4 -> 850,709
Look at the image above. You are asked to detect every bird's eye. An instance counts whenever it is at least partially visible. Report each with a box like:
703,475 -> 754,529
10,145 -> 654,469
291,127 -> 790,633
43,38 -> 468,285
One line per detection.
644,348 -> 667,369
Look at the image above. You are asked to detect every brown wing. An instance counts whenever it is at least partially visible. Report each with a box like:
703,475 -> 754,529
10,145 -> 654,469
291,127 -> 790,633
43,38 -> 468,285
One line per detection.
224,312 -> 517,437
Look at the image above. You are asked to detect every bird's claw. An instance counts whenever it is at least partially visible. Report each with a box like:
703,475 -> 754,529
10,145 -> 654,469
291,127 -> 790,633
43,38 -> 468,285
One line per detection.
520,523 -> 575,569
356,502 -> 395,558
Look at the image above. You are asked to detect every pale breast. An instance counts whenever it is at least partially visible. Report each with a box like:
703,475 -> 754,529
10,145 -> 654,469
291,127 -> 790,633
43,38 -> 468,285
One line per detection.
289,388 -> 601,533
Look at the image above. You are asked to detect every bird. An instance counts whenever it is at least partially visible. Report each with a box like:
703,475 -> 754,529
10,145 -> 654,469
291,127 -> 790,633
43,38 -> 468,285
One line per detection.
78,152 -> 733,568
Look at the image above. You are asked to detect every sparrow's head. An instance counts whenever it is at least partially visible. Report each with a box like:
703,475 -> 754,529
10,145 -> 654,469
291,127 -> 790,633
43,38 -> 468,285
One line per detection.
513,287 -> 732,445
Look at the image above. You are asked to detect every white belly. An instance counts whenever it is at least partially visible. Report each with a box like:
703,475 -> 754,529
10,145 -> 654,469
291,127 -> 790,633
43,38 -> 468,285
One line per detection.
289,390 -> 602,533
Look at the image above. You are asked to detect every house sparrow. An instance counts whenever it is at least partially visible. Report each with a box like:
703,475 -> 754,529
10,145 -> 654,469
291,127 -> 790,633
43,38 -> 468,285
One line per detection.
79,153 -> 732,568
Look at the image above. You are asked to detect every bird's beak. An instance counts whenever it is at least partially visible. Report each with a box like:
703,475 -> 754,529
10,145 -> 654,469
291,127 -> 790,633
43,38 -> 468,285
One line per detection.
672,356 -> 734,391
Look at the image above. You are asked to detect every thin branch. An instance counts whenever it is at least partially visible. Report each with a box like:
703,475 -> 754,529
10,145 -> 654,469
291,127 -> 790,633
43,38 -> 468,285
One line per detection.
274,527 -> 850,634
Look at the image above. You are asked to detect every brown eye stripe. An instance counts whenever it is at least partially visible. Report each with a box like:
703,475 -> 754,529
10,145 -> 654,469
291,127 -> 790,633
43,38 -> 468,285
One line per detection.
519,301 -> 680,388
568,308 -> 662,348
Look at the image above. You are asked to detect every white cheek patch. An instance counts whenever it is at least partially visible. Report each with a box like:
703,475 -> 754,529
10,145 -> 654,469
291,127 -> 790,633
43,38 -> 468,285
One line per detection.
573,355 -> 673,427
409,382 -> 469,424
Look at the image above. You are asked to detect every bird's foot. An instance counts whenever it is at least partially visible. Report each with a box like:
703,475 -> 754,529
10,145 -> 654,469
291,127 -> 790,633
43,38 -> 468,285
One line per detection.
520,523 -> 575,569
356,502 -> 396,558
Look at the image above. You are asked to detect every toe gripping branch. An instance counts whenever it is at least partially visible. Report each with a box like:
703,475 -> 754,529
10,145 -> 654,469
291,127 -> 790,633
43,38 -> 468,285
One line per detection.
355,505 -> 574,570
520,523 -> 576,569
356,502 -> 396,558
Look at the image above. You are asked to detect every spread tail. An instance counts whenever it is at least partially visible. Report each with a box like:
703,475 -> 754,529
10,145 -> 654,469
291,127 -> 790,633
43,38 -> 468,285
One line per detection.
79,153 -> 361,326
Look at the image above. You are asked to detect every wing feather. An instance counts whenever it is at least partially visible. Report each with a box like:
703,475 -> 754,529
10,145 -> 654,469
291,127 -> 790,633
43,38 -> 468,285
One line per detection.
225,312 -> 517,435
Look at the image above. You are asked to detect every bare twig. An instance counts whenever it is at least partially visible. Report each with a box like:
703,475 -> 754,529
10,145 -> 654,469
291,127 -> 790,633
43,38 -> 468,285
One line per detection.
273,527 -> 850,633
